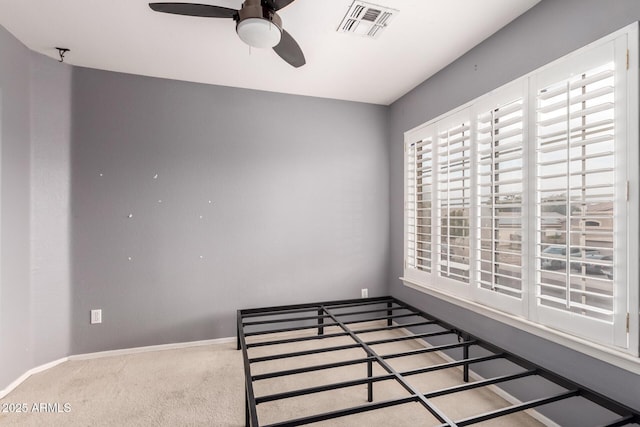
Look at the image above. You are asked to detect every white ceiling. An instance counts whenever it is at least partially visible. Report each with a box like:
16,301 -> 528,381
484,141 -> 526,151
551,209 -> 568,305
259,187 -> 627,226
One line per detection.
0,0 -> 540,105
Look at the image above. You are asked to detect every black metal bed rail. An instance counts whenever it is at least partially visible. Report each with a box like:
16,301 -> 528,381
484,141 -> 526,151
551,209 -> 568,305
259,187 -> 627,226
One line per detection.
251,355 -> 376,381
400,353 -> 507,378
248,342 -> 363,363
437,389 -> 581,427
422,369 -> 537,399
255,372 -> 397,404
242,313 -> 334,326
325,305 -> 405,318
263,396 -> 419,427
239,296 -> 391,317
393,296 -> 640,424
354,319 -> 438,334
238,296 -> 640,427
364,329 -> 455,346
245,330 -> 350,348
601,415 -> 640,427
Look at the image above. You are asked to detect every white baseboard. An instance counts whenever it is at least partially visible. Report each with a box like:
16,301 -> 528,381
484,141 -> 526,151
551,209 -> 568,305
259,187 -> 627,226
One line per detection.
0,336 -> 236,399
0,357 -> 68,399
68,336 -> 235,361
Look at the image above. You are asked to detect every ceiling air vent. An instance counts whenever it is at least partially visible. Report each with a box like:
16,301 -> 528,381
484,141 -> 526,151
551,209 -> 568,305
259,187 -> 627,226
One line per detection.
337,1 -> 398,39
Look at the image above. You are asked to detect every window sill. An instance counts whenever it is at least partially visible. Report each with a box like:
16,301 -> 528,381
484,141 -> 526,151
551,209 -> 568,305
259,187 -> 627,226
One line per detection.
400,277 -> 640,374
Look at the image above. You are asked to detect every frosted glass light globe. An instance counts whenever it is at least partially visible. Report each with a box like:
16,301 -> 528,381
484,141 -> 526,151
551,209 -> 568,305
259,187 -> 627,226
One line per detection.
237,18 -> 282,48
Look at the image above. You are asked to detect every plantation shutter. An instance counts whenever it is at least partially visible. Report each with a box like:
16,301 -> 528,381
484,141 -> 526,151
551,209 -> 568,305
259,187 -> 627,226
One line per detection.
533,37 -> 629,347
437,111 -> 472,284
474,86 -> 527,314
404,24 -> 637,352
406,134 -> 434,276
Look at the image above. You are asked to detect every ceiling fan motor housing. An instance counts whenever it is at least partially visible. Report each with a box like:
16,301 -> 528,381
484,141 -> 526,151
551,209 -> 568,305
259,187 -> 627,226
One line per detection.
236,0 -> 283,48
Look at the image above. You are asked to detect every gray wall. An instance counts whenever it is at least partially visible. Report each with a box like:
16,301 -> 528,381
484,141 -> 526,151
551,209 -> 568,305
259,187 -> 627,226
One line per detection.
389,0 -> 640,412
0,23 -> 33,391
0,23 -> 389,388
30,52 -> 72,366
0,27 -> 72,388
69,68 -> 389,354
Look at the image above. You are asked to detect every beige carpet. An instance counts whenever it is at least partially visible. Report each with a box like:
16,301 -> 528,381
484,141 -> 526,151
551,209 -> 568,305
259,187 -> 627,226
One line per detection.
0,344 -> 244,426
0,322 -> 546,426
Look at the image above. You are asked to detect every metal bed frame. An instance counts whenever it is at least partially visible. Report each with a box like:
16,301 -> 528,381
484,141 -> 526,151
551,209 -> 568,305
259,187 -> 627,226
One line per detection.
237,296 -> 640,426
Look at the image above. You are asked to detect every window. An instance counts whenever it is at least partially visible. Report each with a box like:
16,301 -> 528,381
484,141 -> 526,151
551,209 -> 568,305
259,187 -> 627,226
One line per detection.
406,135 -> 433,274
437,112 -> 472,284
403,24 -> 638,355
532,42 -> 628,346
475,93 -> 526,314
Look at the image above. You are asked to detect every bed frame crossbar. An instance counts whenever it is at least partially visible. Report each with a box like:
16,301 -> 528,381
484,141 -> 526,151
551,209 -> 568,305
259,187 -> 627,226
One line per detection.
237,296 -> 640,427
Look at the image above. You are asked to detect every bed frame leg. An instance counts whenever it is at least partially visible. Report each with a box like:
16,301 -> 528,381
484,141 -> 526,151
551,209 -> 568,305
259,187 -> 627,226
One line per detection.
367,357 -> 374,402
245,390 -> 250,427
387,301 -> 393,326
237,310 -> 242,351
318,309 -> 324,335
463,340 -> 470,383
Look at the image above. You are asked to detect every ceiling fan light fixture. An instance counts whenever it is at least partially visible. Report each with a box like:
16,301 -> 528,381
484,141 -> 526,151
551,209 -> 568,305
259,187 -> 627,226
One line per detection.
236,18 -> 282,48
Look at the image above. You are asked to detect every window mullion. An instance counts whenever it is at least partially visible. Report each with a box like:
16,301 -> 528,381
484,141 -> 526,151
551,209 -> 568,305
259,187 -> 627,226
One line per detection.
564,80 -> 571,310
491,110 -> 497,291
527,76 -> 538,323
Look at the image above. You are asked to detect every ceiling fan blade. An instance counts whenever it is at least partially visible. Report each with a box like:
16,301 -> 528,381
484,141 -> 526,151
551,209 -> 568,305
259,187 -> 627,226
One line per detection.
148,3 -> 237,18
273,29 -> 305,68
263,0 -> 296,11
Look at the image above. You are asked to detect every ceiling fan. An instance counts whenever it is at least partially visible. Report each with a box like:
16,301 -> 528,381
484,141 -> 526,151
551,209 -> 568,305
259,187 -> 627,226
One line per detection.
148,0 -> 306,68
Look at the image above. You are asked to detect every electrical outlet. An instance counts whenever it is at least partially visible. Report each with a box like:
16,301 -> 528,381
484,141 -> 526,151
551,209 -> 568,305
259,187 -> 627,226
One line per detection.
90,309 -> 102,324
361,288 -> 368,298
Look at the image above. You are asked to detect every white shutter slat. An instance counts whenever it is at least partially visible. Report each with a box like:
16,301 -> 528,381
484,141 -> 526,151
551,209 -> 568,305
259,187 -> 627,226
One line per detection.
478,165 -> 523,176
569,134 -> 613,148
478,150 -> 522,164
478,141 -> 524,157
537,98 -> 568,114
439,124 -> 470,139
538,85 -> 567,101
569,69 -> 614,90
570,119 -> 614,134
478,128 -> 523,146
538,114 -> 569,128
569,102 -> 613,120
539,151 -> 612,166
478,116 -> 523,134
570,86 -> 614,105
478,102 -> 523,123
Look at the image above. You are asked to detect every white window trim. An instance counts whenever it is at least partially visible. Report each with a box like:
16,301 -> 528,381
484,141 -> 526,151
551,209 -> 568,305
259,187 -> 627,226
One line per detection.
402,22 -> 639,372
